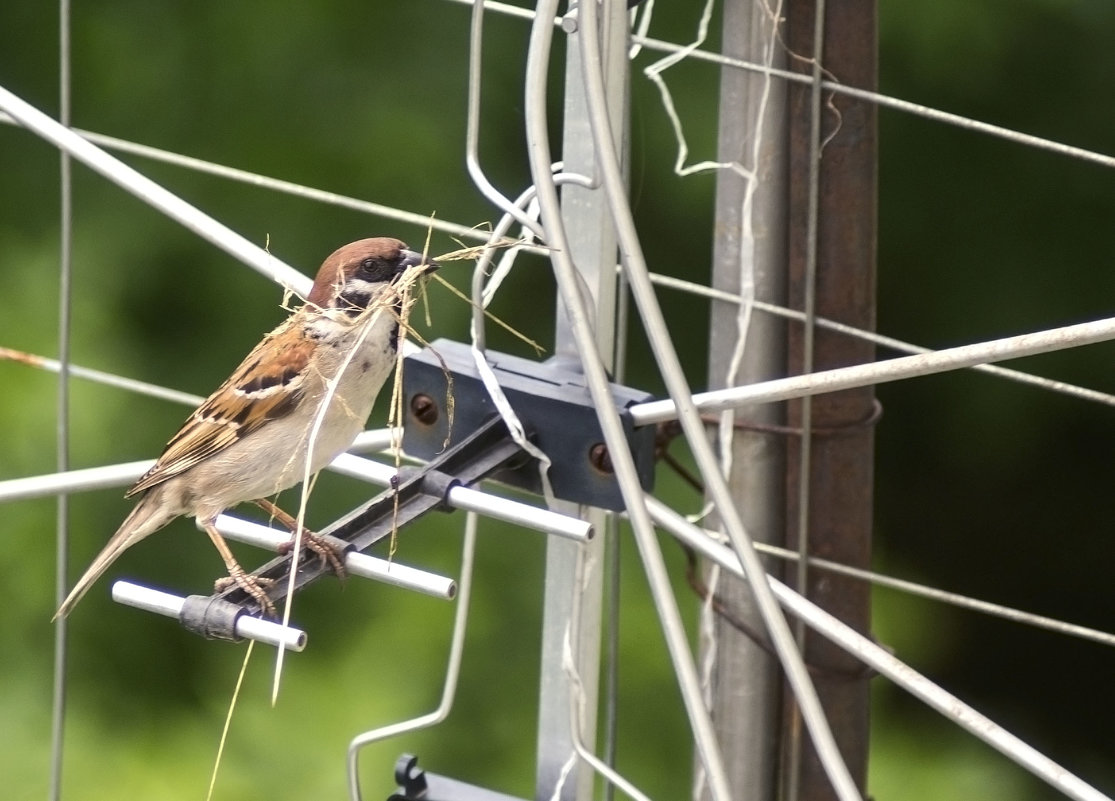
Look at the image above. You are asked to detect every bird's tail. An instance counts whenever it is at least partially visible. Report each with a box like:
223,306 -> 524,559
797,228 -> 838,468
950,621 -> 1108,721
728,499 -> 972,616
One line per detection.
54,491 -> 174,620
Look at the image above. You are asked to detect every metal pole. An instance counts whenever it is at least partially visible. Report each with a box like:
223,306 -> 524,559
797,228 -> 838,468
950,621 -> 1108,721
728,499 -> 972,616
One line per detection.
784,1 -> 877,798
535,3 -> 629,800
700,0 -> 789,799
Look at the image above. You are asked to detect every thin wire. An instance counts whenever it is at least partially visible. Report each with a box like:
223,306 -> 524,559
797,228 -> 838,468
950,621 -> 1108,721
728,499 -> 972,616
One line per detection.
602,174 -> 632,801
786,4 -> 828,797
635,37 -> 1115,170
600,512 -> 621,801
746,539 -> 1115,649
468,173 -> 592,352
603,91 -> 633,801
628,505 -> 1115,648
49,3 -> 72,798
17,264 -> 1115,425
64,129 -> 490,244
640,0 -> 720,177
0,111 -> 531,251
566,623 -> 652,801
0,348 -> 204,406
646,495 -> 1112,801
438,0 -> 1115,172
793,0 -> 826,614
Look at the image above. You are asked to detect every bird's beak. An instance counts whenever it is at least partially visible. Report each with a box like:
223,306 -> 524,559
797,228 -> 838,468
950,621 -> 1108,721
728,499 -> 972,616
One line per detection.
399,249 -> 439,275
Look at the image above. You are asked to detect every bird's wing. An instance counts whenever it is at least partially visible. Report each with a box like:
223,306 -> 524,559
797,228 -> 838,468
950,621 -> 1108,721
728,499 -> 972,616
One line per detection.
126,319 -> 314,497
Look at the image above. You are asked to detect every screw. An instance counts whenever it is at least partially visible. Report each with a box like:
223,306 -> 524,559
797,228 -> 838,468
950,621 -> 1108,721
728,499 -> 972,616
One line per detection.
588,442 -> 613,474
410,393 -> 439,426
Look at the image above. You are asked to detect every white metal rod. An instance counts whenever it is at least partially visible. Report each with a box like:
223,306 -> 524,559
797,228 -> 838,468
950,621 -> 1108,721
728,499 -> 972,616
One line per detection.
0,83 -> 310,297
347,428 -> 401,455
329,453 -> 593,542
327,453 -> 406,484
110,581 -> 307,652
630,313 -> 1115,425
0,428 -> 398,502
1,452 -> 592,543
210,514 -> 457,600
0,460 -> 152,502
344,553 -> 455,599
446,484 -> 592,542
623,268 -> 1115,409
645,496 -> 1112,801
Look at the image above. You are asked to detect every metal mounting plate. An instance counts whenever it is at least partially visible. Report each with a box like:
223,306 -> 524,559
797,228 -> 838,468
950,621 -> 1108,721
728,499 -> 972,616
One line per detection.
402,339 -> 656,511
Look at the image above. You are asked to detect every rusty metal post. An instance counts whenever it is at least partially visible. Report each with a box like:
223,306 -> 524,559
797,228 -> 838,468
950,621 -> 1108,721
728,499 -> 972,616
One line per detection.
783,1 -> 877,799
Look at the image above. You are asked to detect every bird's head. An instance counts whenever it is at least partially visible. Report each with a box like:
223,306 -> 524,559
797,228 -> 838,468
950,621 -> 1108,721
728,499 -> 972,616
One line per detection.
307,237 -> 438,311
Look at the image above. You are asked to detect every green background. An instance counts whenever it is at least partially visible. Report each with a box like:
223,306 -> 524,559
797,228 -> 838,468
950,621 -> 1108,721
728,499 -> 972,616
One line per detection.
2,1 -> 1114,799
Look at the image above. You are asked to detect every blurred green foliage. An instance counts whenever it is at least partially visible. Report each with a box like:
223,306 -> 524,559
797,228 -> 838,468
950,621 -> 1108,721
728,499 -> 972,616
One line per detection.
2,1 -> 1114,800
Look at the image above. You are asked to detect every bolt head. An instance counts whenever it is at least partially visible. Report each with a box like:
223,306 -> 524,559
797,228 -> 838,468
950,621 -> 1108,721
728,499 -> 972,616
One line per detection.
589,442 -> 614,474
410,393 -> 439,426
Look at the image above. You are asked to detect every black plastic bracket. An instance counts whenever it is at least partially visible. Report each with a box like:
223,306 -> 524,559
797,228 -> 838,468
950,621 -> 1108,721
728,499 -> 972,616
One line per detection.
179,595 -> 246,643
403,338 -> 656,511
388,754 -> 527,801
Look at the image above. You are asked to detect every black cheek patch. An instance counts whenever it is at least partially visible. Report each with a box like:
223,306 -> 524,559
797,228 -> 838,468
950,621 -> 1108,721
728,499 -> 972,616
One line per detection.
340,288 -> 372,312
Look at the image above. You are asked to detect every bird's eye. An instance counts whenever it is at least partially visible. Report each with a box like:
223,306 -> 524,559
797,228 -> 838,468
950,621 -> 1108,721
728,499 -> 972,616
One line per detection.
356,257 -> 391,281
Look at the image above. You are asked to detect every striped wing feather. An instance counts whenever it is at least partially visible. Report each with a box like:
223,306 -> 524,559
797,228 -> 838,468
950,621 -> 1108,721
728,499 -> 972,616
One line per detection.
126,322 -> 313,497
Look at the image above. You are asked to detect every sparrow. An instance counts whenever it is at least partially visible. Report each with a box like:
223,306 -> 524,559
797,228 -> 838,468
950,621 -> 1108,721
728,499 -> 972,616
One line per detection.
55,237 -> 437,619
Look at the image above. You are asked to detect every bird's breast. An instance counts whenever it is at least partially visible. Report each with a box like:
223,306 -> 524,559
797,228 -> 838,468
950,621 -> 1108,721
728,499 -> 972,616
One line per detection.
301,308 -> 399,464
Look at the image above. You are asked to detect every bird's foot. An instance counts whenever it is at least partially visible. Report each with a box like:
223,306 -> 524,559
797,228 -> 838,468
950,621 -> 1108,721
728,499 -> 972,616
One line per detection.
254,497 -> 347,579
214,571 -> 277,617
278,529 -> 348,580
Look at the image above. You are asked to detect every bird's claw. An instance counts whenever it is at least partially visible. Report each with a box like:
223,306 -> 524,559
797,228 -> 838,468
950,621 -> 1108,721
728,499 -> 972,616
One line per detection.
214,572 -> 277,616
278,530 -> 348,580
